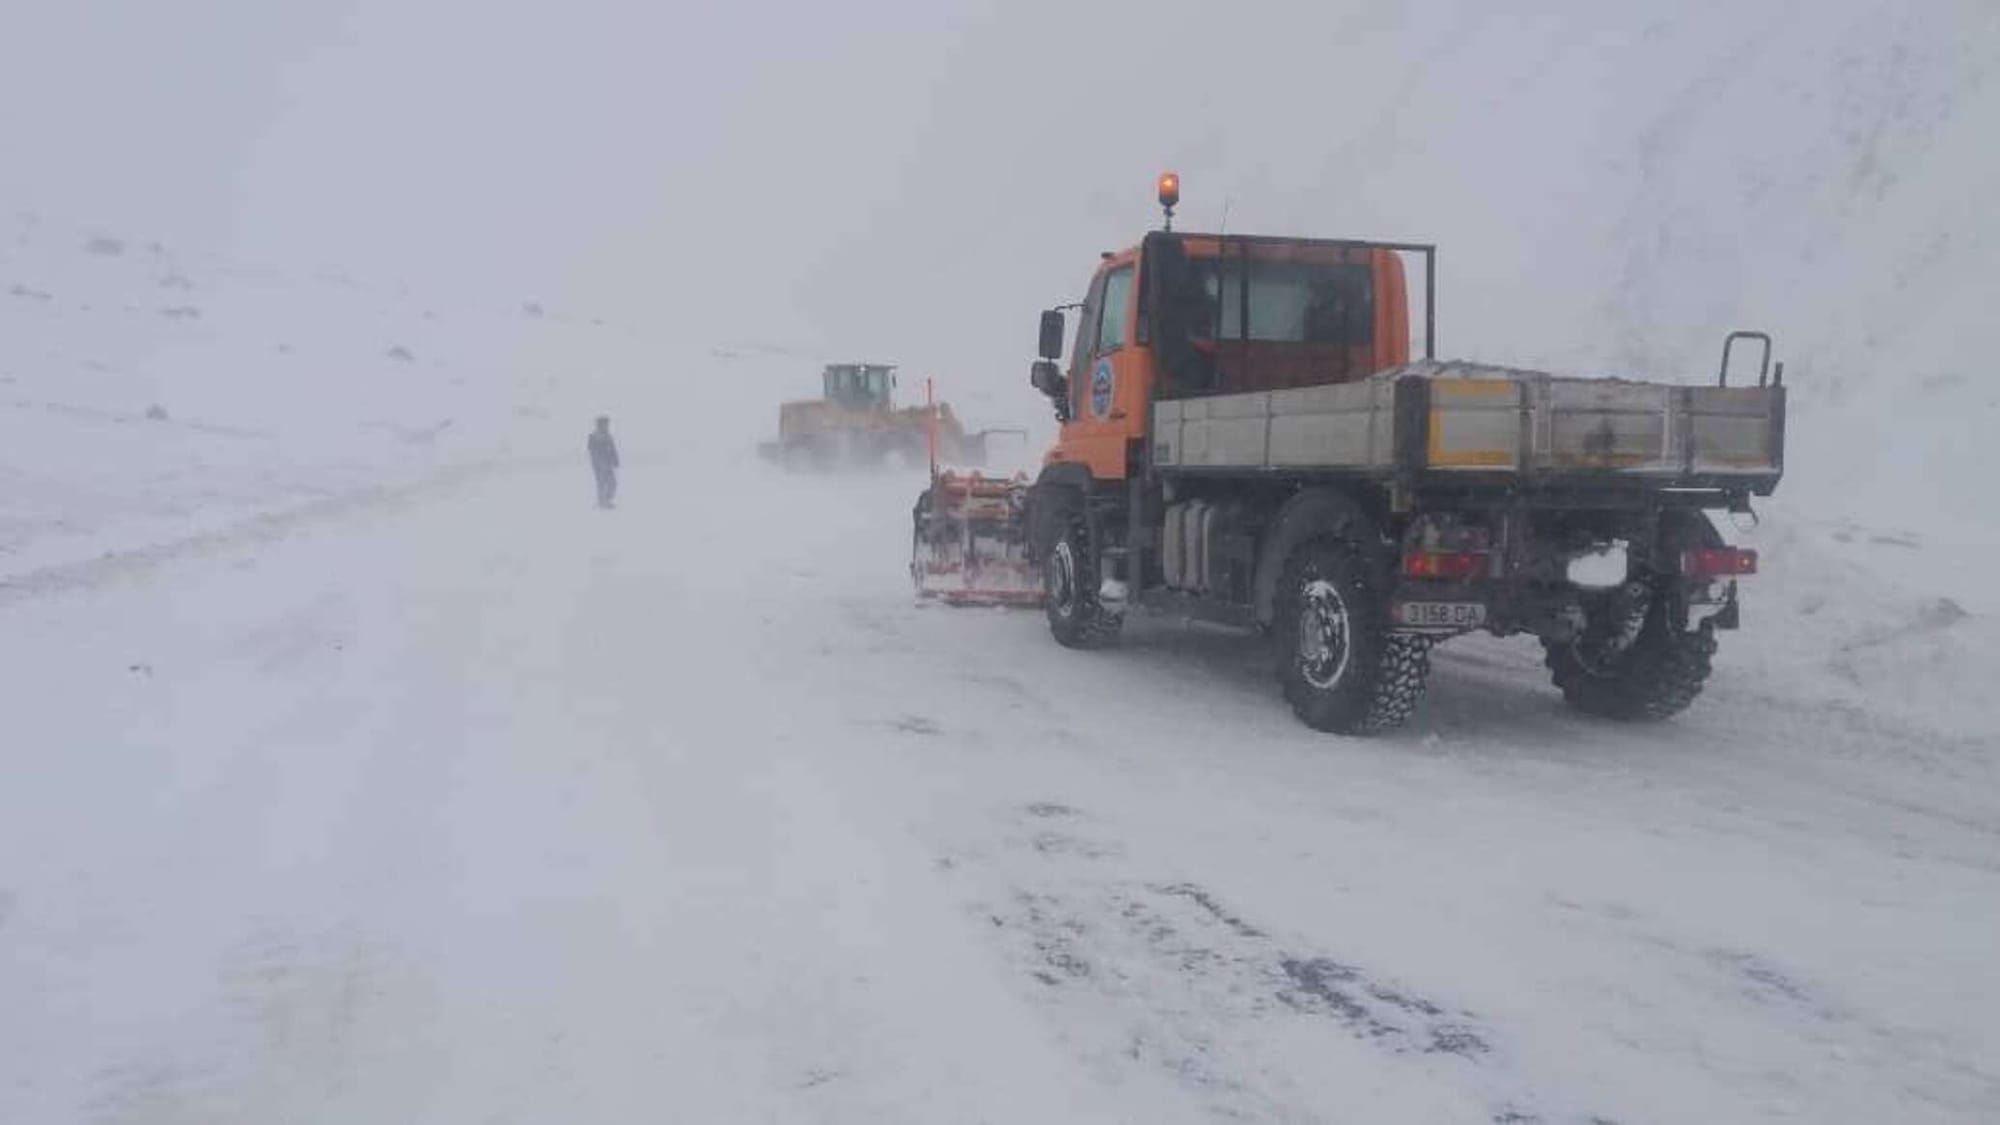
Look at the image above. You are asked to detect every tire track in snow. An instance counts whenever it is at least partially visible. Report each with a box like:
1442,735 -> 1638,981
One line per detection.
81,924 -> 422,1125
1544,892 -> 2000,1116
951,801 -> 1619,1124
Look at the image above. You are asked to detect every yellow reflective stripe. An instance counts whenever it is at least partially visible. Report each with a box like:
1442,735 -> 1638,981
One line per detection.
1429,379 -> 1517,399
1426,443 -> 1516,468
1427,381 -> 1518,466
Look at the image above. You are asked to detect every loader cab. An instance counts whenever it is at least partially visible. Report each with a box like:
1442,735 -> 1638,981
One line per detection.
823,363 -> 896,411
1034,228 -> 1427,480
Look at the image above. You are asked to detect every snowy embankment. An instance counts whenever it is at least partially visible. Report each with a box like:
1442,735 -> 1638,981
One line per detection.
0,212 -> 640,583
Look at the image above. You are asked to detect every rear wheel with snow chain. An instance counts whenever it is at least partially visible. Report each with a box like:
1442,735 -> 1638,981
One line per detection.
1274,538 -> 1430,735
1542,591 -> 1716,720
1043,509 -> 1123,648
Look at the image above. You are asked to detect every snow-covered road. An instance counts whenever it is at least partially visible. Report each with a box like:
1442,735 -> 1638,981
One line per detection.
4,462 -> 1995,1123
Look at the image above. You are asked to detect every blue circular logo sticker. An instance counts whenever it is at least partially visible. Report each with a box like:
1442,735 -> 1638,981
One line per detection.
1090,357 -> 1115,417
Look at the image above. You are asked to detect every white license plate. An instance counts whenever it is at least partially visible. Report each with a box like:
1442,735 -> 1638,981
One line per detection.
1395,601 -> 1487,629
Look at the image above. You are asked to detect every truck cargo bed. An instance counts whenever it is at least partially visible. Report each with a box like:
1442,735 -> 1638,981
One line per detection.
1150,361 -> 1785,495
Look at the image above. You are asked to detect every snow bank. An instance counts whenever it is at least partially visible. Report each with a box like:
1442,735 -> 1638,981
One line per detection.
0,213 -> 677,576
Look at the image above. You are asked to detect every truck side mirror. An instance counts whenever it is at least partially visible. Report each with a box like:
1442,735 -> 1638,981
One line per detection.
1038,309 -> 1066,361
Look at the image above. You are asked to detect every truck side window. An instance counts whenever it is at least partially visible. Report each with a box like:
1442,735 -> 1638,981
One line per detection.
1097,267 -> 1134,353
1069,273 -> 1107,419
1071,276 -> 1105,373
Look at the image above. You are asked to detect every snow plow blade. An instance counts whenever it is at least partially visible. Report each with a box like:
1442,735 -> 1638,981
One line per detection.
911,470 -> 1041,606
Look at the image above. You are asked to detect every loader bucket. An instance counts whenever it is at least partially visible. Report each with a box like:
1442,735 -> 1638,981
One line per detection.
911,470 -> 1042,606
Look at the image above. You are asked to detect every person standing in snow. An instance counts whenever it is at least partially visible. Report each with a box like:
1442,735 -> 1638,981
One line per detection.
588,415 -> 620,509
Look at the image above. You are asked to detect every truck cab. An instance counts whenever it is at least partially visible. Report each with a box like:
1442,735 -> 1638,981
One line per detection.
1035,231 -> 1425,480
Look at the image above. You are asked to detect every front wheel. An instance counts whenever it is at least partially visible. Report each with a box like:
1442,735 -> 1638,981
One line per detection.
1044,512 -> 1122,648
1274,539 -> 1429,735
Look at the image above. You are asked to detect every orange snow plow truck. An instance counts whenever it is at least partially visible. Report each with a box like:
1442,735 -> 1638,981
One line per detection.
912,173 -> 1787,735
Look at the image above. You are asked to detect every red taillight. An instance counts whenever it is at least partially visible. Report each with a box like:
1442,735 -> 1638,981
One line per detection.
1404,550 -> 1489,580
1683,547 -> 1758,579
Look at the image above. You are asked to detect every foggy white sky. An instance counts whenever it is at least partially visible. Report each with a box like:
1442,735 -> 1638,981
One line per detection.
3,0 -> 1994,420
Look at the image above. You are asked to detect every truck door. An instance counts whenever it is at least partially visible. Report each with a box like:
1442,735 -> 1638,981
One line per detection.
1066,262 -> 1139,479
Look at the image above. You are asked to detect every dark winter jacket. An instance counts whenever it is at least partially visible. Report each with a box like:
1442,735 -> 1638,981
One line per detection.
588,430 -> 619,471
